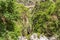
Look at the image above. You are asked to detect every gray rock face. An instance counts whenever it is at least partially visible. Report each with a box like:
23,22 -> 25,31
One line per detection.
49,36 -> 57,40
30,33 -> 39,40
18,36 -> 27,40
39,35 -> 49,40
18,34 -> 58,40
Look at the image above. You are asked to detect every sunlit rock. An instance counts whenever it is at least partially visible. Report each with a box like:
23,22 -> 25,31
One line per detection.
49,36 -> 57,40
39,35 -> 49,40
18,36 -> 27,40
30,33 -> 39,40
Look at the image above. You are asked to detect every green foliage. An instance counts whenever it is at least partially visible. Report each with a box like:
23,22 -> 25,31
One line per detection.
0,0 -> 28,40
32,0 -> 60,37
0,0 -> 60,40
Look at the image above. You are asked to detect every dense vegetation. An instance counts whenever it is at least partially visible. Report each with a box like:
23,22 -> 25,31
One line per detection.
0,0 -> 60,40
32,0 -> 60,38
0,0 -> 28,40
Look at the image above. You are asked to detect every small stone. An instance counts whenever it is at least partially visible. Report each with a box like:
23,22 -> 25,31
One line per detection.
30,33 -> 39,40
49,36 -> 57,40
18,36 -> 27,40
39,35 -> 49,40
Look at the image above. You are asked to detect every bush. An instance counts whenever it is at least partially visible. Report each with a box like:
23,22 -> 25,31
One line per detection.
32,0 -> 60,37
